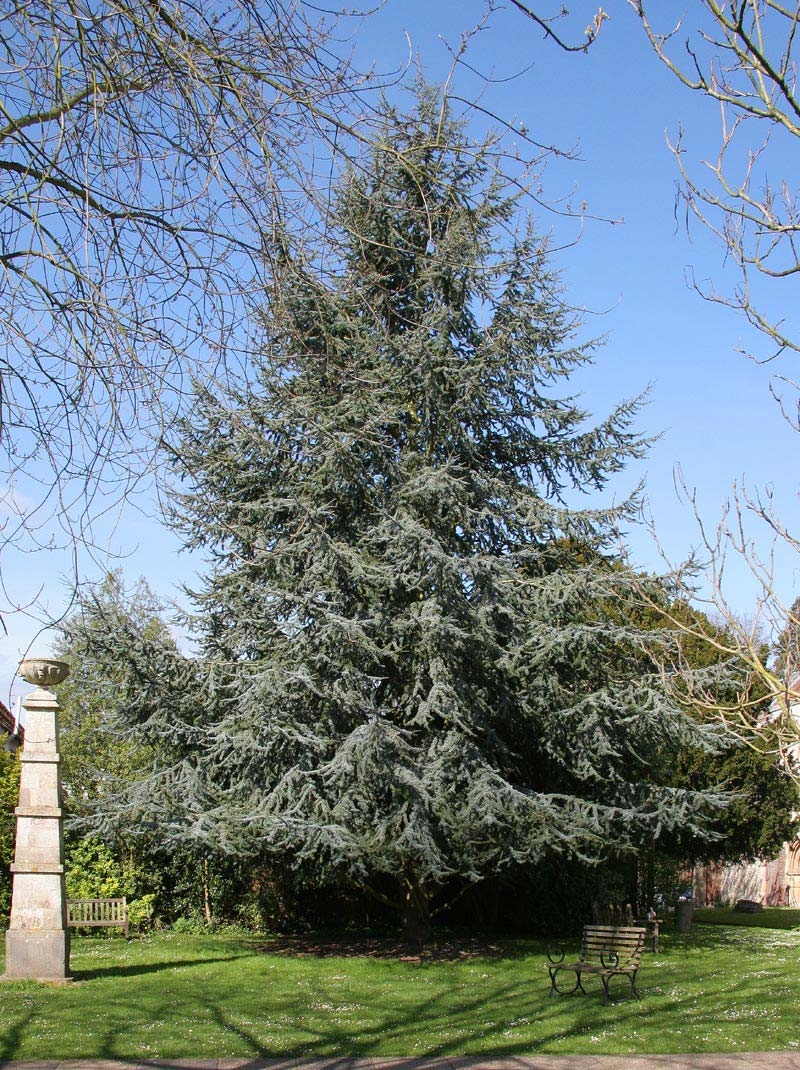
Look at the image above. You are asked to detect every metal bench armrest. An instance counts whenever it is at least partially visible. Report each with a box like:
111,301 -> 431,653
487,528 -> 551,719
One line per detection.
600,948 -> 620,970
546,943 -> 566,964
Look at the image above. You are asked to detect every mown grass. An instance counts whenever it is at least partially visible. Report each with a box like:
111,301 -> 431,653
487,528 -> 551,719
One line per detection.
694,906 -> 800,929
0,921 -> 799,1060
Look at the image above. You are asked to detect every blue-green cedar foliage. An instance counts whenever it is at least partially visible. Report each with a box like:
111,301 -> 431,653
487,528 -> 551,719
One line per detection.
89,89 -> 728,938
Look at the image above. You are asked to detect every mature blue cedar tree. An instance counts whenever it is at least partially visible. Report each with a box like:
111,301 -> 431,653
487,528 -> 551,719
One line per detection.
102,87 -> 727,943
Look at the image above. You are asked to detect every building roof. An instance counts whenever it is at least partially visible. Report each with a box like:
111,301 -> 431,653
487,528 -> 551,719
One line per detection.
0,700 -> 14,734
0,699 -> 24,743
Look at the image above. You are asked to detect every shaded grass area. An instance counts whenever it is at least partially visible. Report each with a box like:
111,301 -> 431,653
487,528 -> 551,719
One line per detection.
0,925 -> 799,1060
694,906 -> 800,929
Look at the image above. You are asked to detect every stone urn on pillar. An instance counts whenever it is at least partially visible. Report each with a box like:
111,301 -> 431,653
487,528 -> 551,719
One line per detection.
4,657 -> 71,981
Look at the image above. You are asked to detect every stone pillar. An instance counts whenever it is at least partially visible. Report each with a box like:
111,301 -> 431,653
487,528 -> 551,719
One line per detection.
4,659 -> 70,981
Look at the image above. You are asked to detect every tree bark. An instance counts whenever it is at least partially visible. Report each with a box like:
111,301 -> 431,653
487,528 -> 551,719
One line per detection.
202,857 -> 213,926
402,874 -> 431,949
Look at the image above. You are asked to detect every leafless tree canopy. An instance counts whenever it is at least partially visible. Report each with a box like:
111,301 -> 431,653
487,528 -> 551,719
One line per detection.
631,1 -> 800,369
0,0 -> 384,618
624,2 -> 800,772
625,473 -> 800,779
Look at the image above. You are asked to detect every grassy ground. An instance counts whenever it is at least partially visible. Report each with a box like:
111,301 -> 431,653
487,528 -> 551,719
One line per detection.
1,919 -> 799,1060
694,906 -> 800,929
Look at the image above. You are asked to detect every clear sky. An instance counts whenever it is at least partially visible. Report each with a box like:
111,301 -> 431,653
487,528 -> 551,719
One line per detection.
2,0 -> 799,706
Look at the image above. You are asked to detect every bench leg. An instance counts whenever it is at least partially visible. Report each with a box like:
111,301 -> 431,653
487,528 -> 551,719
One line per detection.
548,967 -> 587,998
601,970 -> 640,1006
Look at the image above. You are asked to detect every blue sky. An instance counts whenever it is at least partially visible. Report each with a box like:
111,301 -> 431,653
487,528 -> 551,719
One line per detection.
2,0 -> 799,705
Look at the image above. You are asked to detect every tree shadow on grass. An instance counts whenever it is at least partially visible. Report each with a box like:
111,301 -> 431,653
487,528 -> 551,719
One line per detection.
77,939 -> 648,1061
140,1061 -> 297,1070
0,1009 -> 36,1062
253,934 -> 543,962
0,972 -> 649,1064
69,964 -> 588,1062
199,980 -> 557,1060
74,953 -> 251,982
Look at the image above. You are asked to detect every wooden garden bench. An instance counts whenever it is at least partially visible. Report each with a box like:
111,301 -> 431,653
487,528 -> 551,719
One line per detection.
546,924 -> 646,1004
67,897 -> 129,939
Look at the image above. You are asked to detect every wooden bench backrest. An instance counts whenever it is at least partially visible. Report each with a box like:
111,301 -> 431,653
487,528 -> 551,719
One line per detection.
580,925 -> 645,967
67,897 -> 127,926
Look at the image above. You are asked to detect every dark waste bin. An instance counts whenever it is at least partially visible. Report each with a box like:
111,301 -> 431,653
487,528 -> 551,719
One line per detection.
675,898 -> 693,933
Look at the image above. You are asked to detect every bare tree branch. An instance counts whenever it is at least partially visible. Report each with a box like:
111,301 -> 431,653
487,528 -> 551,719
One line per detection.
507,1 -> 608,53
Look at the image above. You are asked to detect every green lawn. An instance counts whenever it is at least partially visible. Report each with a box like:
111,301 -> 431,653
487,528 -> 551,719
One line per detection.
1,922 -> 799,1060
694,906 -> 800,929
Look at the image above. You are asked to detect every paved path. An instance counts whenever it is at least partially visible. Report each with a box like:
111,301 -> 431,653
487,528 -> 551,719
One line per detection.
1,1055 -> 799,1070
